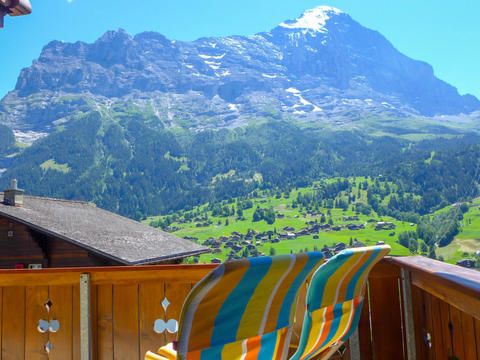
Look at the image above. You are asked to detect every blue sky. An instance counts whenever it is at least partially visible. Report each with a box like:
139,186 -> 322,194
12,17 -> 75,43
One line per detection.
1,0 -> 478,99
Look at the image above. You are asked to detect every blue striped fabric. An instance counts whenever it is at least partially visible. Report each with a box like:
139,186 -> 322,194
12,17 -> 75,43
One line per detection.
290,245 -> 391,360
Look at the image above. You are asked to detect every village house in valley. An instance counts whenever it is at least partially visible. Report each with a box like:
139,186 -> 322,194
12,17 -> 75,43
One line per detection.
0,180 -> 208,268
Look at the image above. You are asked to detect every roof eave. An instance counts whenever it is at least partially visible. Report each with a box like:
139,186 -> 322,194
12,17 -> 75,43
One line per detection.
129,248 -> 212,265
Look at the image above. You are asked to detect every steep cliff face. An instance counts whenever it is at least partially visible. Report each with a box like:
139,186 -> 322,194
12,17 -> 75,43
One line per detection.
3,6 -> 478,135
265,7 -> 479,116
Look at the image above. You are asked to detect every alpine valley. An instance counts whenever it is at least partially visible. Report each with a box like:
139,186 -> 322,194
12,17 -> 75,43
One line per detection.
1,6 -> 480,221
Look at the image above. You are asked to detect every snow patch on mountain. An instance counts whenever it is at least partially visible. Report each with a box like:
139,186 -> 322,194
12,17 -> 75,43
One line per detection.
279,6 -> 343,33
286,88 -> 322,111
199,53 -> 226,60
13,130 -> 48,144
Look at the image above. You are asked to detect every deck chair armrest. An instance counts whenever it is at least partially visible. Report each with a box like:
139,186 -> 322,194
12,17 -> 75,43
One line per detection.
145,350 -> 170,360
157,343 -> 177,360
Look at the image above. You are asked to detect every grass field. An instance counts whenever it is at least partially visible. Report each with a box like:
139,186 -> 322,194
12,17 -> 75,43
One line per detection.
434,199 -> 480,263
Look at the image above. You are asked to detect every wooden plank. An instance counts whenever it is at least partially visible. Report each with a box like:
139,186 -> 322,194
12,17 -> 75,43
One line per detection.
97,285 -> 113,360
72,285 -> 81,360
390,257 -> 480,291
0,287 -> 2,360
411,270 -> 480,321
49,285 -> 73,360
0,264 -> 217,276
460,311 -> 477,360
0,265 -> 216,287
90,267 -> 215,285
25,286 -> 49,360
357,283 -> 373,360
401,269 -> 416,360
369,259 -> 402,278
342,339 -> 351,360
1,286 -> 26,359
449,305 -> 466,360
423,292 -> 436,360
438,300 -> 454,359
90,283 -> 98,360
0,272 -> 80,287
113,284 -> 140,360
139,282 -> 166,357
164,282 -> 191,344
391,257 -> 480,314
411,285 -> 427,360
474,317 -> 480,360
369,275 -> 404,359
429,296 -> 448,360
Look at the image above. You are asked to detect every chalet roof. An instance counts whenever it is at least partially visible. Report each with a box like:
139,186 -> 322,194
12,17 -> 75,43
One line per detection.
0,193 -> 209,265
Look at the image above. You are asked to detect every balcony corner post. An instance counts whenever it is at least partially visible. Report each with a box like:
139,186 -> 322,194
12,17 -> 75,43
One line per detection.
401,269 -> 416,360
349,328 -> 361,360
80,273 -> 92,360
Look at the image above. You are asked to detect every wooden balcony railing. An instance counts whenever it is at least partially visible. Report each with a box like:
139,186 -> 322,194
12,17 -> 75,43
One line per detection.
0,257 -> 478,360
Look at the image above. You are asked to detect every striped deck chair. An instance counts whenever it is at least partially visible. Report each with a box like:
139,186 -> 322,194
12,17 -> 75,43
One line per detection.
145,252 -> 325,360
290,245 -> 391,360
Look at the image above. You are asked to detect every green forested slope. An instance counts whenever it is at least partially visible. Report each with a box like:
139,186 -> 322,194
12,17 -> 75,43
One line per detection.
1,109 -> 480,221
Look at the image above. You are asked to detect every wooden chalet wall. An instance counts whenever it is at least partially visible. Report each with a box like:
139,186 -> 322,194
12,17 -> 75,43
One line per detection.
0,215 -> 121,269
0,216 -> 44,268
45,236 -> 119,268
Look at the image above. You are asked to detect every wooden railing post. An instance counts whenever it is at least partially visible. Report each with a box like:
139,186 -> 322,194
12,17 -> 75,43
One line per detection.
349,328 -> 361,360
80,273 -> 91,360
401,269 -> 416,360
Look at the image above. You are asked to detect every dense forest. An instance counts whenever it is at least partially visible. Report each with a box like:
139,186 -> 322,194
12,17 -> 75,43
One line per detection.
1,110 -> 479,220
0,124 -> 15,157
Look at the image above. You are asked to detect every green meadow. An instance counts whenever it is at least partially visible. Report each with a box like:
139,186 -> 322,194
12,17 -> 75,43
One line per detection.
436,198 -> 480,263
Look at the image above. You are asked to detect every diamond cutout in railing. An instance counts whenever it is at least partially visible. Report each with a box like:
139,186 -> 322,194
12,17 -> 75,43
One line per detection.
161,297 -> 170,312
45,341 -> 53,355
45,299 -> 53,313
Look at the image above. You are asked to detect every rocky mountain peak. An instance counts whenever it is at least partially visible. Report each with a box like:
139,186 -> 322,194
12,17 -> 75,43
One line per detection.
96,28 -> 132,42
3,5 -> 480,125
88,28 -> 137,67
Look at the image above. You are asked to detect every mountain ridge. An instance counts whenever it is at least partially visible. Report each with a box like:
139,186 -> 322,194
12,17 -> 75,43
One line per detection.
2,5 -> 479,138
